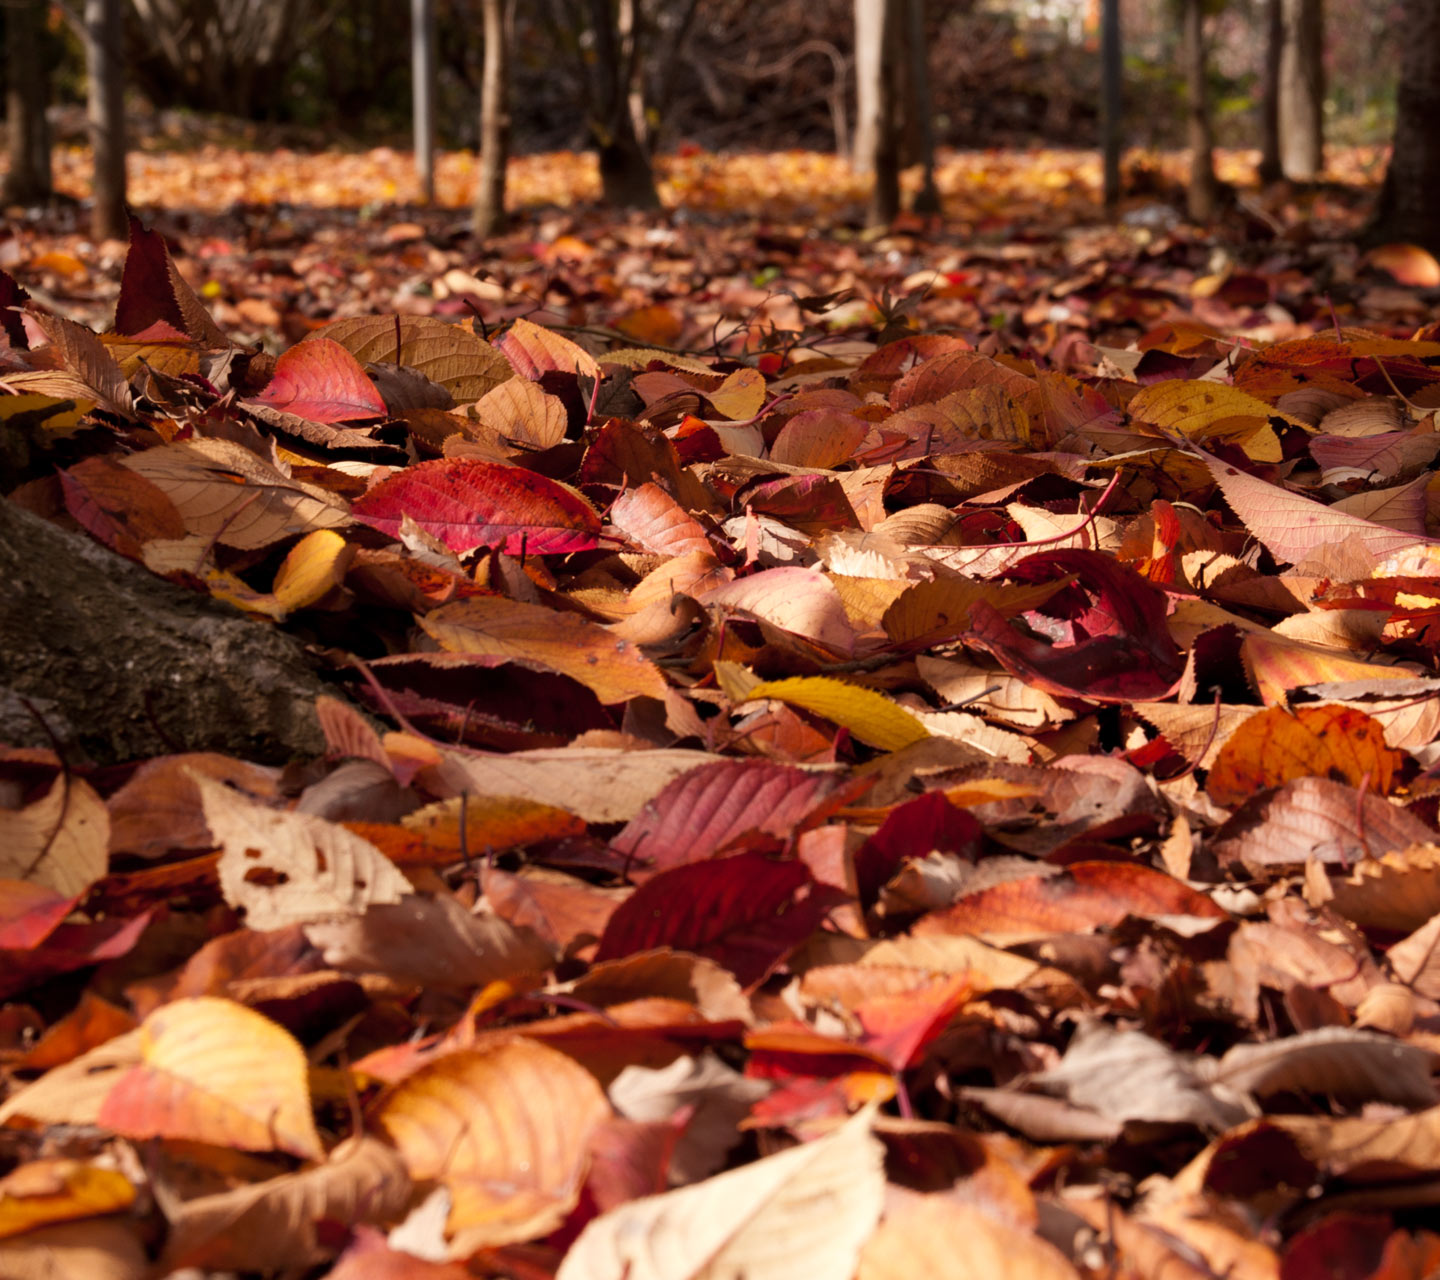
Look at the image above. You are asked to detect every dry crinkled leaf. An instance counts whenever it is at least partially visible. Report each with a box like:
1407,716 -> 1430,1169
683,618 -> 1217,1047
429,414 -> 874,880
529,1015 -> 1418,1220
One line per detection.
1028,1020 -> 1252,1131
107,752 -> 279,858
0,773 -> 108,896
1275,1105 -> 1440,1177
1213,776 -> 1436,873
195,771 -> 410,929
304,892 -> 554,988
1209,1026 -> 1438,1109
27,308 -> 135,415
857,1192 -> 1079,1280
1200,449 -> 1439,566
98,996 -> 322,1159
121,437 -> 350,550
0,1029 -> 142,1129
556,1105 -> 885,1280
1311,843 -> 1440,932
498,315 -> 601,381
0,1216 -> 149,1280
157,1135 -> 412,1272
421,596 -> 667,703
378,1037 -> 609,1250
432,747 -> 725,825
473,374 -> 568,448
312,314 -> 513,401
608,1054 -> 770,1185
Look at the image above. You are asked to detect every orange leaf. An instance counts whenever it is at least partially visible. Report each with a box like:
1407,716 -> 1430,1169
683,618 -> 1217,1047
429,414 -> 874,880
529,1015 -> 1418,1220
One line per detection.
98,997 -> 323,1159
377,1038 -> 609,1249
1207,704 -> 1404,808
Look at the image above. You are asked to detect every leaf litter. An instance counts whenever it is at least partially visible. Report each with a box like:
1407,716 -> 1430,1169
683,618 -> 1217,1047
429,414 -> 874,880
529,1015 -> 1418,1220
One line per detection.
4,166 -> 1440,1276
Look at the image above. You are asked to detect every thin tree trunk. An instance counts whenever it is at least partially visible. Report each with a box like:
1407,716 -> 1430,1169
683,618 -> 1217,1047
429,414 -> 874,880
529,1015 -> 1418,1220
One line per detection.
1365,0 -> 1440,253
1182,0 -> 1217,223
412,0 -> 437,204
1257,0 -> 1282,183
1099,0 -> 1122,211
1278,0 -> 1324,180
474,0 -> 510,236
906,0 -> 940,215
2,0 -> 53,205
85,0 -> 127,241
853,0 -> 882,176
855,0 -> 900,223
586,0 -> 660,209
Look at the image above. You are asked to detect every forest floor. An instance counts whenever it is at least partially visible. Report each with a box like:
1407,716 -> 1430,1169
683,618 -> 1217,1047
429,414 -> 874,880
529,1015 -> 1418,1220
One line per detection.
3,143 -> 1428,361
5,142 -> 1440,1280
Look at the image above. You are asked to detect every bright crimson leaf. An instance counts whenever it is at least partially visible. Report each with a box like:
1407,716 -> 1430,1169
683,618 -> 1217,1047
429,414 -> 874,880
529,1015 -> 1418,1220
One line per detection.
594,854 -> 829,989
351,457 -> 601,554
251,336 -> 387,423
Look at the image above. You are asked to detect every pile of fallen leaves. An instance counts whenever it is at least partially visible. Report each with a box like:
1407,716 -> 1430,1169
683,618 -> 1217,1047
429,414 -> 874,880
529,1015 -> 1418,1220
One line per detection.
4,209 -> 1440,1280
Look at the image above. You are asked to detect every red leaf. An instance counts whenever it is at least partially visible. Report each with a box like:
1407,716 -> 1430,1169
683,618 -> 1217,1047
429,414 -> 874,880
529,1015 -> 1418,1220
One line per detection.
115,215 -> 228,346
351,457 -> 601,555
611,760 -> 867,876
854,792 -> 981,905
968,548 -> 1184,702
594,854 -> 827,989
252,337 -> 387,423
855,973 -> 973,1069
0,881 -> 81,950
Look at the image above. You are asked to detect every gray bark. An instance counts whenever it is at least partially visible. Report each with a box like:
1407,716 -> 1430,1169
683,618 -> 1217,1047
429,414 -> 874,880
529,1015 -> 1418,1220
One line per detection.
1099,0 -> 1122,210
1257,0 -> 1282,184
585,0 -> 660,209
905,0 -> 939,216
1182,0 -> 1217,223
0,499 -> 334,766
412,0 -> 437,203
1366,0 -> 1440,253
474,0 -> 511,236
2,0 -> 53,205
1278,0 -> 1324,181
84,0 -> 127,241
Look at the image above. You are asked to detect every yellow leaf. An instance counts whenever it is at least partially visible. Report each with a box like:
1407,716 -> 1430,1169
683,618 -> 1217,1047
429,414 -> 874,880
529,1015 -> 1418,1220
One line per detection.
1127,381 -> 1306,463
0,1161 -> 135,1241
743,676 -> 930,751
97,997 -> 323,1160
272,529 -> 353,613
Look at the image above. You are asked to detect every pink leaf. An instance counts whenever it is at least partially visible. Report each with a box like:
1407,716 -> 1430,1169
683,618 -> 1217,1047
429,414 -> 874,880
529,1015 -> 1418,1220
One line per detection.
252,337 -> 388,423
611,760 -> 867,876
352,458 -> 601,554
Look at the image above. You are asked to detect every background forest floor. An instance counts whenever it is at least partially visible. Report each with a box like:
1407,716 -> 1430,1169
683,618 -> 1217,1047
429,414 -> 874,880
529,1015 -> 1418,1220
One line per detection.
4,143 -> 1430,367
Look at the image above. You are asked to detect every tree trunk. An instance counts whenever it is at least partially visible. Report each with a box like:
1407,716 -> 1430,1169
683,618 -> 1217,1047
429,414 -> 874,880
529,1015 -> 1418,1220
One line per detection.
3,0 -> 53,206
1099,0 -> 1122,211
1366,0 -> 1440,253
1182,0 -> 1217,223
84,0 -> 127,241
1257,0 -> 1283,184
905,0 -> 940,215
474,0 -> 511,236
0,499 -> 335,766
412,0 -> 437,204
854,0 -> 900,224
585,0 -> 660,210
1278,0 -> 1324,180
